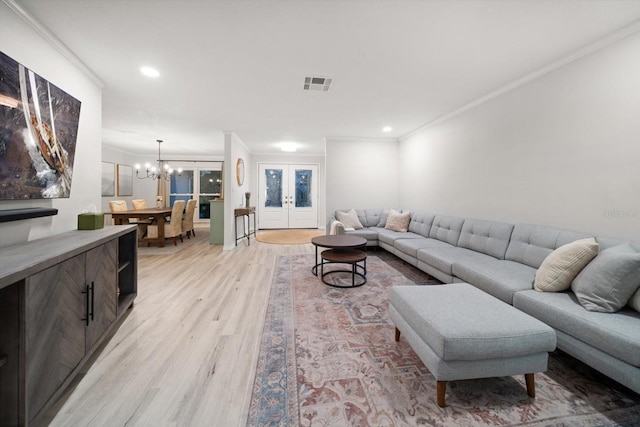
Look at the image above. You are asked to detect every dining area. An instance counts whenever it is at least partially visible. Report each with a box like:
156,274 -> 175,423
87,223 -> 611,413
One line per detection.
109,198 -> 197,248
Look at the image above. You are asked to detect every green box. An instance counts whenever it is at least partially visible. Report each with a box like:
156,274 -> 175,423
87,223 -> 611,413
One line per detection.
78,213 -> 104,230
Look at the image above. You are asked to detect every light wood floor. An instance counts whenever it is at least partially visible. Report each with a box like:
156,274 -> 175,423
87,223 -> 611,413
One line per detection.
45,225 -> 314,427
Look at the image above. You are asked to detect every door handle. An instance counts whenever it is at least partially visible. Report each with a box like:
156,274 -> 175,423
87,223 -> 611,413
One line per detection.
82,284 -> 90,326
90,281 -> 95,322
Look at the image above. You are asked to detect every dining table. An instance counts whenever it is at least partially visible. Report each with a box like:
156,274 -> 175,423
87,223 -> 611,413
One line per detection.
111,207 -> 173,247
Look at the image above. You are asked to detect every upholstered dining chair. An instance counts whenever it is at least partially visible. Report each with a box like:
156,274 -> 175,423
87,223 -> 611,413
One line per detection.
182,199 -> 197,239
109,200 -> 130,224
131,199 -> 147,209
130,198 -> 154,236
146,200 -> 185,246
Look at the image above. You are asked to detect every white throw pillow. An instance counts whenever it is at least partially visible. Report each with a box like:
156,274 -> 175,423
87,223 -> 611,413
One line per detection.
335,209 -> 363,230
534,238 -> 599,292
385,209 -> 411,233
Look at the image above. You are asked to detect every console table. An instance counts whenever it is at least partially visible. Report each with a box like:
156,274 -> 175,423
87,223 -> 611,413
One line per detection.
0,225 -> 138,427
234,206 -> 256,246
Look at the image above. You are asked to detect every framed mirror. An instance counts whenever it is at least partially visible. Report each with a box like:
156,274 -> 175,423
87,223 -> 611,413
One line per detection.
236,157 -> 245,186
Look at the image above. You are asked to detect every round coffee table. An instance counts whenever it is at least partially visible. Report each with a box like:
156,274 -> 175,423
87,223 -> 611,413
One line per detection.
320,248 -> 367,287
311,235 -> 367,283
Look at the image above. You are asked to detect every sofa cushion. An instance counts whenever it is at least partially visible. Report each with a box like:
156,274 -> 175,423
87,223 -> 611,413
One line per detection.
428,215 -> 465,246
452,259 -> 536,304
505,224 -> 592,269
457,218 -> 514,260
407,212 -> 436,237
377,229 -> 424,246
385,209 -> 411,232
571,243 -> 640,313
336,209 -> 363,230
417,246 -> 494,277
513,290 -> 640,368
395,238 -> 453,260
534,238 -> 599,292
343,227 -> 383,245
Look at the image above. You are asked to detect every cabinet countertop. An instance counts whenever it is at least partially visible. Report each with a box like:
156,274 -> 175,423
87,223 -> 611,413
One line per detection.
0,225 -> 137,290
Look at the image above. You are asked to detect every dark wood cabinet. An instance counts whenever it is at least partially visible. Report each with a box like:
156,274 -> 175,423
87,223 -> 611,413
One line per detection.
0,226 -> 137,427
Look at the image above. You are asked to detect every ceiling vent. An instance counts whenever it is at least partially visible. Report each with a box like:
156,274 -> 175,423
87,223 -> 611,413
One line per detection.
303,76 -> 333,92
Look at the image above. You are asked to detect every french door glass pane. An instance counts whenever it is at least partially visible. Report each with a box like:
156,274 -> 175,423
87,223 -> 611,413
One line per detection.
295,169 -> 312,208
265,169 -> 283,208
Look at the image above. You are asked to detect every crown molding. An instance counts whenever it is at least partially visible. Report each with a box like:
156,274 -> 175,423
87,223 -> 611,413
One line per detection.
400,19 -> 640,142
3,0 -> 104,88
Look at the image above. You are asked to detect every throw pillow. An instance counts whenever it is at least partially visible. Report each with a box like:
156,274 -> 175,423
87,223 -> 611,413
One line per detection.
629,288 -> 640,313
534,238 -> 599,292
335,209 -> 363,230
377,209 -> 391,227
571,244 -> 640,313
385,209 -> 411,232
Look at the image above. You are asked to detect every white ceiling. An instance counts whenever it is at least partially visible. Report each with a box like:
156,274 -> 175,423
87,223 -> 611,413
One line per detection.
15,0 -> 640,157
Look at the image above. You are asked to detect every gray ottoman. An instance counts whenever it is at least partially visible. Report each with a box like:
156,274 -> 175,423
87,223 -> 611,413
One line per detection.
389,283 -> 556,407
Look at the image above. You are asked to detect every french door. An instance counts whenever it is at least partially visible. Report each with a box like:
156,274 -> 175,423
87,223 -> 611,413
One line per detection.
258,163 -> 318,229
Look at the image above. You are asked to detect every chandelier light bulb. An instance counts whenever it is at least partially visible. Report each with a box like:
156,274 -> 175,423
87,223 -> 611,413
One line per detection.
135,139 -> 182,181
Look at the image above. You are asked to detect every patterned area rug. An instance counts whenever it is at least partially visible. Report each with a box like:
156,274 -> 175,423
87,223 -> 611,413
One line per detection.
247,252 -> 640,427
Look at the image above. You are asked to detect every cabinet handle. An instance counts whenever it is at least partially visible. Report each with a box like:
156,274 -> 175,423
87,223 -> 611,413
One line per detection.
90,281 -> 95,322
82,284 -> 90,326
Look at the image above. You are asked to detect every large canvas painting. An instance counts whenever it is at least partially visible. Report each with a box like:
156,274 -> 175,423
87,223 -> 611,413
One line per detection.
0,51 -> 82,199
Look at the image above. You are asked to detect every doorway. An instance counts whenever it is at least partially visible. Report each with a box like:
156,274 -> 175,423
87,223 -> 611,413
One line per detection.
258,163 -> 318,229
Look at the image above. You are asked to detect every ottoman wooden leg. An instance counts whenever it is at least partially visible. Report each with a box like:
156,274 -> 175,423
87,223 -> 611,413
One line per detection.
395,327 -> 401,342
437,381 -> 447,407
525,373 -> 535,398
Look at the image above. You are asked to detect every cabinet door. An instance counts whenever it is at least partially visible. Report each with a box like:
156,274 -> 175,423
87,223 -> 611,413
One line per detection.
25,254 -> 86,423
85,240 -> 117,350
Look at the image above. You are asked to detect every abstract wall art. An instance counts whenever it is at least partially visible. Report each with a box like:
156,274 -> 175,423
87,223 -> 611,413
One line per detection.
0,51 -> 82,199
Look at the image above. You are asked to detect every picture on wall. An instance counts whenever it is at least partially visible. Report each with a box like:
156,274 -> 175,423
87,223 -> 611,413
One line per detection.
0,51 -> 82,199
117,164 -> 133,196
101,162 -> 115,197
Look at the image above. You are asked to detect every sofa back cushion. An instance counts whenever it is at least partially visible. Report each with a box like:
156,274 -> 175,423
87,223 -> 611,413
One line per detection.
335,209 -> 387,228
458,218 -> 515,259
505,224 -> 593,269
428,215 -> 465,246
407,212 -> 436,237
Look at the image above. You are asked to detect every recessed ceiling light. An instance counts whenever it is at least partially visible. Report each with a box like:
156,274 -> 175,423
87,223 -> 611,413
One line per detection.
140,66 -> 160,78
280,142 -> 297,152
383,126 -> 392,133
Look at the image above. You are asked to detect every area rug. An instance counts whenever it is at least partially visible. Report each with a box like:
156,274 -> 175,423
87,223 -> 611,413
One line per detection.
246,252 -> 640,427
256,229 -> 324,245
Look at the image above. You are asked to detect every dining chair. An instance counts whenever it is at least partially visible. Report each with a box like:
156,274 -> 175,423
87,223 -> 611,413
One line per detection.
131,199 -> 147,209
146,200 -> 185,246
182,199 -> 197,239
109,200 -> 130,224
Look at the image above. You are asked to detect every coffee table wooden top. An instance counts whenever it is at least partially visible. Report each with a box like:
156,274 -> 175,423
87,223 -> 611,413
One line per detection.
311,235 -> 367,248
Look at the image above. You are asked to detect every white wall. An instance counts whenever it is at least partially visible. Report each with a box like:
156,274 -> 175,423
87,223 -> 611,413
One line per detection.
0,3 -> 102,247
325,138 -> 400,225
399,30 -> 640,242
223,132 -> 252,249
252,152 -> 326,230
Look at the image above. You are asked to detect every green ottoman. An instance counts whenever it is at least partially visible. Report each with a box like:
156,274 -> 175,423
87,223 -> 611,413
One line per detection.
390,283 -> 556,407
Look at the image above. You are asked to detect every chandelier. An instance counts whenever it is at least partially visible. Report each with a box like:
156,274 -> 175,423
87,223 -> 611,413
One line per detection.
134,139 -> 182,181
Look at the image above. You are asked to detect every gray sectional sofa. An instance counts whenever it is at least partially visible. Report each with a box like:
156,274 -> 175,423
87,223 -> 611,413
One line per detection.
331,208 -> 640,394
